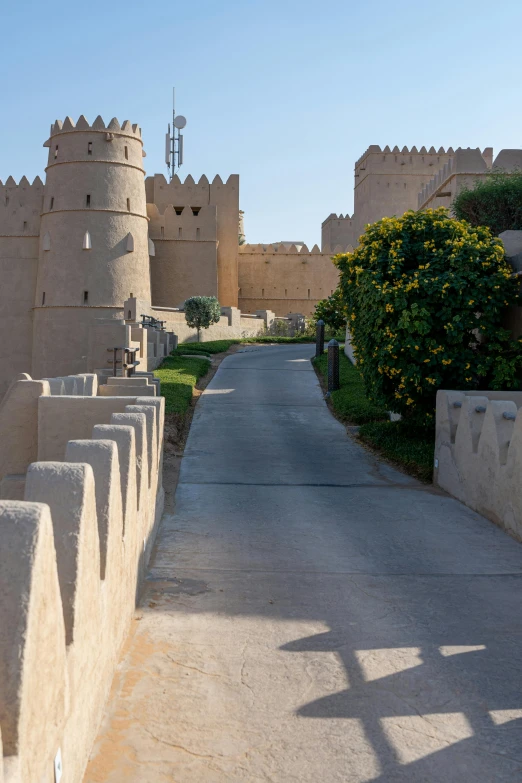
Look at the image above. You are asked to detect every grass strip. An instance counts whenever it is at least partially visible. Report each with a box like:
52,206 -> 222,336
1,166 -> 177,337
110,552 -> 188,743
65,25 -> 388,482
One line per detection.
154,355 -> 211,414
313,351 -> 434,482
358,421 -> 434,483
312,352 -> 388,425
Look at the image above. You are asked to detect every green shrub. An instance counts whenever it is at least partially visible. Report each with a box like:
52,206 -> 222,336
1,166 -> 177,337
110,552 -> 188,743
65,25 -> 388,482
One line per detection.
358,421 -> 434,483
184,296 -> 221,340
313,353 -> 387,424
336,208 -> 522,427
314,288 -> 347,333
453,170 -> 522,236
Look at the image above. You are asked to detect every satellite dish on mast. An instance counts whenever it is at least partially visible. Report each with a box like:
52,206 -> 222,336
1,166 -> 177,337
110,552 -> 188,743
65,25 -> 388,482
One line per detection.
174,115 -> 187,129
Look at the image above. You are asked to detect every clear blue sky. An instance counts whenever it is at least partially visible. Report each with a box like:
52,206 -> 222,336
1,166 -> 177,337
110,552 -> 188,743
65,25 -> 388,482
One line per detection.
3,0 -> 522,246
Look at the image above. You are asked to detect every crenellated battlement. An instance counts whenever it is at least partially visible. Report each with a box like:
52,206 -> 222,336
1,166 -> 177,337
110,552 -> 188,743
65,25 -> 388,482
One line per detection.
416,147 -> 519,209
355,144 -> 456,168
48,115 -> 142,139
321,213 -> 354,225
0,176 -> 44,236
239,242 -> 352,255
147,203 -> 217,242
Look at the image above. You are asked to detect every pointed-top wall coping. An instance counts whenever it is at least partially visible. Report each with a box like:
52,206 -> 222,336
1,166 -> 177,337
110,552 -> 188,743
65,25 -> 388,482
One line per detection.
48,115 -> 142,137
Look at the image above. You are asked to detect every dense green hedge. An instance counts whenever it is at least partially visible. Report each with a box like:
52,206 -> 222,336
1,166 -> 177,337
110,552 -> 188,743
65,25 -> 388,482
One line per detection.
335,208 -> 522,427
154,356 -> 210,414
453,170 -> 522,236
313,352 -> 387,424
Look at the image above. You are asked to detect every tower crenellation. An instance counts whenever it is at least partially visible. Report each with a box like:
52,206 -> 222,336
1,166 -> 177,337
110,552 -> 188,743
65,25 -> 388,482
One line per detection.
0,176 -> 44,236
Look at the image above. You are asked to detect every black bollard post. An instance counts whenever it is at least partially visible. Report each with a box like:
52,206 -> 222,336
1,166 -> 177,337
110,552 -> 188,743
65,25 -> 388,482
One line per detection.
327,339 -> 340,392
315,319 -> 325,357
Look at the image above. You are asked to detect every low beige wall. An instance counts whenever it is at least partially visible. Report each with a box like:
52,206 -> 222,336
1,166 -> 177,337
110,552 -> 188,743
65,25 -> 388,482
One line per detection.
124,297 -> 266,344
0,383 -> 164,782
435,389 -> 522,540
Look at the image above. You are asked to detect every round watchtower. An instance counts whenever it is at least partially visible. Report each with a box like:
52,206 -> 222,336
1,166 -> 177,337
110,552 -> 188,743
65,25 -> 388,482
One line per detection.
32,115 -> 151,378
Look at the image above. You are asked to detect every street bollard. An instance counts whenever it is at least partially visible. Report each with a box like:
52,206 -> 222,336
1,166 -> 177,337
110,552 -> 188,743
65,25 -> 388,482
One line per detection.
327,339 -> 340,392
315,319 -> 325,357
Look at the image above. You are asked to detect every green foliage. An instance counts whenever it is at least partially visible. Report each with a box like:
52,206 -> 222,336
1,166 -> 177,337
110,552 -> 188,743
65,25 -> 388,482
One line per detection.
335,208 -> 522,426
154,355 -> 210,414
358,421 -> 434,483
453,170 -> 522,236
313,352 -> 387,424
314,288 -> 347,333
172,339 -> 239,355
184,296 -> 221,338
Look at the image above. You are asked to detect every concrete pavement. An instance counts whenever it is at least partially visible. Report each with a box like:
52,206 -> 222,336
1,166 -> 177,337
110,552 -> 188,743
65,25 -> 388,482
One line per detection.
84,344 -> 522,782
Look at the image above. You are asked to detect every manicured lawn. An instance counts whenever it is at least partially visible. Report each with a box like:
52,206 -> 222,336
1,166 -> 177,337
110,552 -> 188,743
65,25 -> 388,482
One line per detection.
154,355 -> 211,414
313,351 -> 434,482
312,352 -> 388,425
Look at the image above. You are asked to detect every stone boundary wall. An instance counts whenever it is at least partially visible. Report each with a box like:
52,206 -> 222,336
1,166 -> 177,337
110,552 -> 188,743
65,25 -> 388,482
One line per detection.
0,376 -> 164,782
435,389 -> 522,540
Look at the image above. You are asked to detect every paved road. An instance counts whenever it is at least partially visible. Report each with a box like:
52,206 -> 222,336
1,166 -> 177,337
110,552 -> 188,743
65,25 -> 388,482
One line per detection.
84,344 -> 522,782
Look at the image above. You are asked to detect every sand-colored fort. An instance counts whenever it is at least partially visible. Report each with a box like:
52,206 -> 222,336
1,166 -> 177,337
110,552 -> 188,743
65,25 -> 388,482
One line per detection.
2,111 -> 522,781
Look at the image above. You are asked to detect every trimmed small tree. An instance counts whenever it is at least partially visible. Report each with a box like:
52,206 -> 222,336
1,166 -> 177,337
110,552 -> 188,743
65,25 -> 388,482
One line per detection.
184,296 -> 221,341
335,208 -> 522,428
453,170 -> 522,235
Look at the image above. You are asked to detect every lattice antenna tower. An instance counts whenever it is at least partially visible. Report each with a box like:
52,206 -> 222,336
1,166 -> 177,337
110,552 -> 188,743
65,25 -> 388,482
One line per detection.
165,87 -> 187,181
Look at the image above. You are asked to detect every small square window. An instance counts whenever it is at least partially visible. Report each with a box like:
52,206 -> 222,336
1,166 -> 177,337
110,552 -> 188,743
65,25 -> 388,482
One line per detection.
174,207 -> 184,216
191,207 -> 200,216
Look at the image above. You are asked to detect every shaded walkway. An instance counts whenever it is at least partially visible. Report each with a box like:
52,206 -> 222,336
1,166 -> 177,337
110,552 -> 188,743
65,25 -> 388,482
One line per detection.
84,345 -> 522,782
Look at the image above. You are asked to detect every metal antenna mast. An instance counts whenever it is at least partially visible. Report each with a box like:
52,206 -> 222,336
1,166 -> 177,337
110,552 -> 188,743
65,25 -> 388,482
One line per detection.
165,87 -> 187,181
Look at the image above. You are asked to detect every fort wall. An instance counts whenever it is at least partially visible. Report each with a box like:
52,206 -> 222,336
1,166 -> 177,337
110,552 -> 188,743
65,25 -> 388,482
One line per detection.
147,203 -> 218,306
145,174 -> 239,307
321,213 -> 357,251
238,243 -> 345,317
0,177 -> 44,399
353,145 -> 455,235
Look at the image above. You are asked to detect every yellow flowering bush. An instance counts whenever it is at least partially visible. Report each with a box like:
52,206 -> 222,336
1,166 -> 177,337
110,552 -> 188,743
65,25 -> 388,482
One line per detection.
335,208 -> 522,426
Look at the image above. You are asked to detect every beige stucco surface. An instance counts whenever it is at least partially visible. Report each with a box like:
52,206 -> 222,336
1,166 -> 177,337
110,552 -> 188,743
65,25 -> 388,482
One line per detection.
238,245 -> 339,317
0,374 -> 165,783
